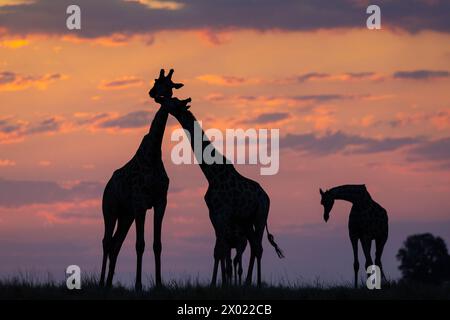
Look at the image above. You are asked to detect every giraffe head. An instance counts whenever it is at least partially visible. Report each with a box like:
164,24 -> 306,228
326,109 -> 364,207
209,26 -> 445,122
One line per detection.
149,69 -> 183,99
320,188 -> 334,222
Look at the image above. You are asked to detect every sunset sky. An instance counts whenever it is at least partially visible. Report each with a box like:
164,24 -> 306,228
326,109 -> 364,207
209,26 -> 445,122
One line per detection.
0,0 -> 449,285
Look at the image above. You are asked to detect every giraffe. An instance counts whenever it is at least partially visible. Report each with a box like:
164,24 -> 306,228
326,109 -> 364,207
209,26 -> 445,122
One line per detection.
153,93 -> 284,287
99,69 -> 186,290
319,184 -> 388,288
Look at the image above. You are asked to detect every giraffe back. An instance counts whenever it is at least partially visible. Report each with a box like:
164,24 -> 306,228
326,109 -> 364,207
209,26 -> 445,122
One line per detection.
348,199 -> 388,240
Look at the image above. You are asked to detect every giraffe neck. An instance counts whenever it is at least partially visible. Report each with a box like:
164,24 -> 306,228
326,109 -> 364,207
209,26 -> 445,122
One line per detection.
329,184 -> 371,204
170,110 -> 234,183
135,107 -> 168,163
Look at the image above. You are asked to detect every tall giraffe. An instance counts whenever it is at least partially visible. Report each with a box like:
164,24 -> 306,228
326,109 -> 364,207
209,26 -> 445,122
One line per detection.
100,69 -> 185,290
319,184 -> 388,288
154,93 -> 284,287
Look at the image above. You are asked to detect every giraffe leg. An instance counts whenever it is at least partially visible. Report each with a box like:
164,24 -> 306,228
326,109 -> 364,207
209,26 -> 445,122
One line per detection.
211,258 -> 219,287
237,240 -> 246,286
135,212 -> 146,291
245,229 -> 257,286
226,250 -> 232,285
252,220 -> 266,288
360,238 -> 374,286
233,254 -> 238,285
255,238 -> 264,288
220,258 -> 227,287
350,237 -> 359,289
100,208 -> 117,287
375,236 -> 388,282
106,215 -> 133,288
153,200 -> 166,287
211,238 -> 225,287
238,255 -> 243,286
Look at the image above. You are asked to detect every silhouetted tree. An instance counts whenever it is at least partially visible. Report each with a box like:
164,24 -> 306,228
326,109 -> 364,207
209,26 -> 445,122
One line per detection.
397,233 -> 450,284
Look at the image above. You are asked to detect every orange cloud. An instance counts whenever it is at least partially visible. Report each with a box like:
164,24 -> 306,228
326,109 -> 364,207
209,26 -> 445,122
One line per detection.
36,199 -> 101,225
0,71 -> 66,91
430,111 -> 450,130
98,76 -> 144,90
304,107 -> 336,130
38,160 -> 51,167
0,0 -> 33,6
0,159 -> 16,167
0,199 -> 101,225
203,93 -> 369,110
125,0 -> 185,10
62,33 -> 135,47
196,29 -> 232,46
296,72 -> 384,83
197,74 -> 261,86
391,110 -> 450,130
0,116 -> 69,144
0,38 -> 29,48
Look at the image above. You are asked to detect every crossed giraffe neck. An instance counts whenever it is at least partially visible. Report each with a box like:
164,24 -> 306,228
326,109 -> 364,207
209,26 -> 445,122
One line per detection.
136,107 -> 169,161
171,109 -> 235,182
328,184 -> 372,205
166,105 -> 283,287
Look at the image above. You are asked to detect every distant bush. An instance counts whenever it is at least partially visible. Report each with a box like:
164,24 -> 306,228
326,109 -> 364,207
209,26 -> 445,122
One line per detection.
397,233 -> 450,284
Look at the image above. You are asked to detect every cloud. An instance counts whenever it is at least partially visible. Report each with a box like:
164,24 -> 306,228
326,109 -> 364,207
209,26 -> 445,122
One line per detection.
197,74 -> 253,86
0,116 -> 66,143
196,29 -> 232,46
242,112 -> 290,124
304,107 -> 336,130
0,117 -> 22,134
200,72 -> 383,88
297,72 -> 381,83
98,76 -> 144,90
98,110 -> 153,129
204,93 -> 368,110
38,160 -> 51,167
390,110 -> 450,130
0,178 -> 103,207
24,117 -> 62,134
0,159 -> 16,167
0,38 -> 29,48
296,70 -> 450,83
280,131 -> 421,156
0,0 -> 33,5
0,110 -> 157,144
0,71 -> 64,91
293,94 -> 355,102
408,137 -> 450,166
125,0 -> 184,10
393,70 -> 450,80
0,197 -> 102,224
0,0 -> 449,38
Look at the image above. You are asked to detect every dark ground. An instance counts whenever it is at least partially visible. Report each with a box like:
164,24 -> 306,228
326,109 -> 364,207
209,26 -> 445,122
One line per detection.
0,277 -> 449,300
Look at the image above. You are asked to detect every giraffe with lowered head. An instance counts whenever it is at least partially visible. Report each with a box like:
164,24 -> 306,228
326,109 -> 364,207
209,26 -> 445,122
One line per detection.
319,184 -> 388,288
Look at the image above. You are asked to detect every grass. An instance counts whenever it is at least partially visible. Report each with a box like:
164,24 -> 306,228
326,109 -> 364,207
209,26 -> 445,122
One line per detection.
0,276 -> 449,300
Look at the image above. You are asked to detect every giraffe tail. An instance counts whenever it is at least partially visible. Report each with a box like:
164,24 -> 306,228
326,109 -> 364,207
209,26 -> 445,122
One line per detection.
266,224 -> 284,258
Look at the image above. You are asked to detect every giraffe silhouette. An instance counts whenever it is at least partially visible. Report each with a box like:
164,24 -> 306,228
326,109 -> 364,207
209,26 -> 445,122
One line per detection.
99,69 -> 185,290
154,92 -> 284,287
319,184 -> 388,288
